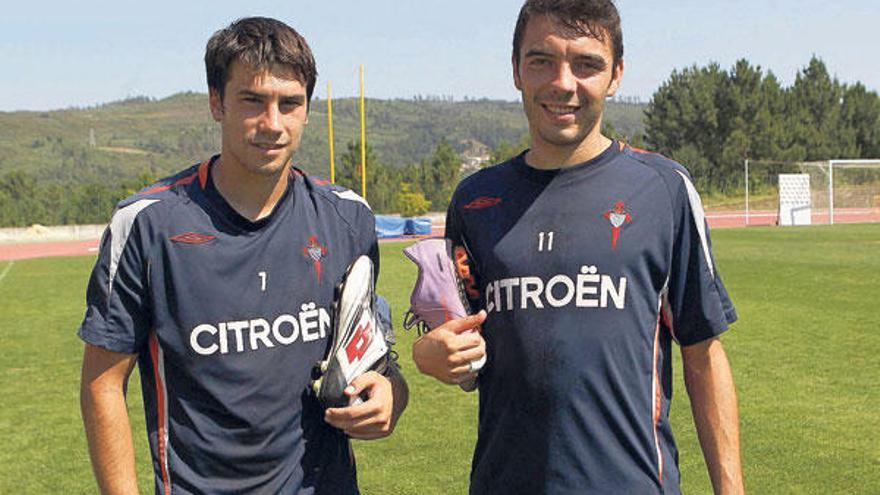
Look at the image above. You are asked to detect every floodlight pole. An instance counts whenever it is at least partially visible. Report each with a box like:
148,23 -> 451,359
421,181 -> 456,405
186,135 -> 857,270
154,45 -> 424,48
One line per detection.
327,81 -> 336,183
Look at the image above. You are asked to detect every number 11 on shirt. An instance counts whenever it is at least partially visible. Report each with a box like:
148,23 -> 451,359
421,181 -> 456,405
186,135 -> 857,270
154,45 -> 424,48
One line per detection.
538,231 -> 555,252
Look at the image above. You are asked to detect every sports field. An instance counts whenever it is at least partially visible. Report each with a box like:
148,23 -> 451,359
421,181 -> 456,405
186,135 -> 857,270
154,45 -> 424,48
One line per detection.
1,224 -> 878,494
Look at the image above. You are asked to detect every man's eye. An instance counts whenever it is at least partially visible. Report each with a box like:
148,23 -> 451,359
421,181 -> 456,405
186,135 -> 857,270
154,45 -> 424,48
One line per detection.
574,61 -> 604,75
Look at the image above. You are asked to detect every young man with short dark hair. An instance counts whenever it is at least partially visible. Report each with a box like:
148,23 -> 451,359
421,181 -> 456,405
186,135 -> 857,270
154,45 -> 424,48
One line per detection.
413,1 -> 744,493
79,17 -> 407,494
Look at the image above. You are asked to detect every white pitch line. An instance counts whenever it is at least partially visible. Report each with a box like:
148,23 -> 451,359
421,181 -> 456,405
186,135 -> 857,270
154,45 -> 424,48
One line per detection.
0,260 -> 14,284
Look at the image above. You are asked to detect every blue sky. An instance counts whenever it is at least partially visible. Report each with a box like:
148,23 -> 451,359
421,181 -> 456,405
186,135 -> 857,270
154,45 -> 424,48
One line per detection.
1,0 -> 878,111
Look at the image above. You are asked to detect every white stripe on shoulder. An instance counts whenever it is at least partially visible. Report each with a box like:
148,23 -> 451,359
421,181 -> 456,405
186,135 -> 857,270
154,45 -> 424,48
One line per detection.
674,170 -> 714,278
332,190 -> 372,210
108,199 -> 160,294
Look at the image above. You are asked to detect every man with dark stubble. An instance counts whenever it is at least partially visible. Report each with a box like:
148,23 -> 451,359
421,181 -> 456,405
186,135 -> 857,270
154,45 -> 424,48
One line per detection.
413,2 -> 744,493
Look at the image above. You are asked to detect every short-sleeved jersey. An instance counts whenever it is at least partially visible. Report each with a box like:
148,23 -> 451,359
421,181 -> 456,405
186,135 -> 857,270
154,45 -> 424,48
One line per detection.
79,156 -> 378,495
445,142 -> 736,495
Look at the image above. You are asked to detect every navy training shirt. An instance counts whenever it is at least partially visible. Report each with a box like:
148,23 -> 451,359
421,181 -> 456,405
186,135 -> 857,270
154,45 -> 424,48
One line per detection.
446,142 -> 737,494
79,156 -> 378,494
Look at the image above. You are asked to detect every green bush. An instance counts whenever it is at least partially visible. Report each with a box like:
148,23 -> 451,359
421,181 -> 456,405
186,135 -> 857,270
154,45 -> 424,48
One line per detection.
396,186 -> 430,216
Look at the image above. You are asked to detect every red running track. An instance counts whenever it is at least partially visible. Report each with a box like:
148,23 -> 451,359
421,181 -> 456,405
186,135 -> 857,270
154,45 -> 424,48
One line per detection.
0,239 -> 100,261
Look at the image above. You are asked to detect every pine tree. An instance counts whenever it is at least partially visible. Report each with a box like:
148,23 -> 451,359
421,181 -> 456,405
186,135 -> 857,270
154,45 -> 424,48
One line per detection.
422,138 -> 461,210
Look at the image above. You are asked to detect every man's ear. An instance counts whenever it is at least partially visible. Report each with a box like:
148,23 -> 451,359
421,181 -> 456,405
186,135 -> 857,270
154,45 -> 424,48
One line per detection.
209,89 -> 224,122
606,58 -> 624,97
512,54 -> 522,91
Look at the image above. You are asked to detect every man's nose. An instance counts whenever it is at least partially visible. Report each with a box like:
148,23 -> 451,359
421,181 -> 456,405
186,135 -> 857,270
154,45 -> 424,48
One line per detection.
549,63 -> 577,93
258,103 -> 283,133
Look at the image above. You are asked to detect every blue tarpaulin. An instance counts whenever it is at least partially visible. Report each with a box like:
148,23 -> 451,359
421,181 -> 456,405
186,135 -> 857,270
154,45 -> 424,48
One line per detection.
375,215 -> 433,238
405,217 -> 432,235
375,216 -> 406,237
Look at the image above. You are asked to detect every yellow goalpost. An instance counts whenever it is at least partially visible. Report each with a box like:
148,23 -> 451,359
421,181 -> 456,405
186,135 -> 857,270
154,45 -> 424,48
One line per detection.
325,66 -> 367,200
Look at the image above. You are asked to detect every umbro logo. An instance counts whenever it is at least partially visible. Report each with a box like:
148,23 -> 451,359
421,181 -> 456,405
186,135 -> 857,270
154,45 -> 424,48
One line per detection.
170,232 -> 216,244
463,196 -> 502,209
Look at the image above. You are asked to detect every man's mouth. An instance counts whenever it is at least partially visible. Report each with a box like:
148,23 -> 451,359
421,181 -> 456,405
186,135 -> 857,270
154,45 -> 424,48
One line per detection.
541,103 -> 580,115
252,142 -> 286,150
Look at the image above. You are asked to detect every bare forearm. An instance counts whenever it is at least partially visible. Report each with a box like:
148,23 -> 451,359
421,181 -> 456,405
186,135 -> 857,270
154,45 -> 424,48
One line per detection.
683,339 -> 744,495
80,345 -> 140,494
81,385 -> 139,495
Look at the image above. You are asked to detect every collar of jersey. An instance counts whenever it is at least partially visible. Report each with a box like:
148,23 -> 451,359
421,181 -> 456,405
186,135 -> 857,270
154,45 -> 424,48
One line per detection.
202,155 -> 295,232
512,140 -> 621,184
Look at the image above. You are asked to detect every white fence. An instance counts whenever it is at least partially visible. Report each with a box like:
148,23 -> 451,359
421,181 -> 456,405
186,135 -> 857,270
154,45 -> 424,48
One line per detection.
0,224 -> 106,244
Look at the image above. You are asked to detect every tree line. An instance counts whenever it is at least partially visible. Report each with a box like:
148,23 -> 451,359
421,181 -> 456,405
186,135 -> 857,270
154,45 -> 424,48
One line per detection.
0,171 -> 155,228
644,57 -> 880,194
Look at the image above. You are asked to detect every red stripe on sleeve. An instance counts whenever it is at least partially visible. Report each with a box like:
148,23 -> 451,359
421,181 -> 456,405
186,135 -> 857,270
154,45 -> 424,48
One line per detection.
149,333 -> 172,495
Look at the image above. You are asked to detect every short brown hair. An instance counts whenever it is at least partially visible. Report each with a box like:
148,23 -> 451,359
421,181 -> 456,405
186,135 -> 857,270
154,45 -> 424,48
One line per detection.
205,17 -> 317,104
513,0 -> 623,66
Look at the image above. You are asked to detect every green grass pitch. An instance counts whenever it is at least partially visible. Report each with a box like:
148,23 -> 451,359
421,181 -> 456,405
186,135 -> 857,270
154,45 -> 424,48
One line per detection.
1,224 -> 878,494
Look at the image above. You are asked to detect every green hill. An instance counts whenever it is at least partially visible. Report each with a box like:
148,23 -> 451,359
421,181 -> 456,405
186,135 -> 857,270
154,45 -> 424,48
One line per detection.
0,93 -> 646,183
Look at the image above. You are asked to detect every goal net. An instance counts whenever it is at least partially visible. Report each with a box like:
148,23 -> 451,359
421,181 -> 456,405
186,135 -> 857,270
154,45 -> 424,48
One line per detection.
828,160 -> 880,224
744,159 -> 880,226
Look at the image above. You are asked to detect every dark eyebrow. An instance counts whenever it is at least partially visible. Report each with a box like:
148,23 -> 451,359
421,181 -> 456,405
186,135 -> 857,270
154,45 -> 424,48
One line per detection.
235,90 -> 306,104
237,90 -> 264,99
524,48 -> 555,59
